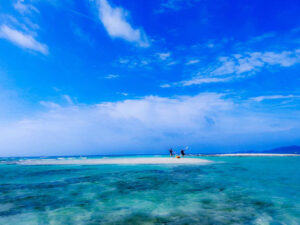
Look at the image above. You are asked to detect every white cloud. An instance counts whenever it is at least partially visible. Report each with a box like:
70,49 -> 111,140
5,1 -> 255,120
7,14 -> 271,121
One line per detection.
167,61 -> 177,66
172,49 -> 300,87
0,25 -> 48,54
1,93 -> 299,156
257,51 -> 299,67
13,0 -> 39,14
141,59 -> 150,65
62,95 -> 74,105
212,50 -> 300,76
181,77 -> 233,86
120,92 -> 128,96
250,95 -> 300,102
96,0 -> 149,47
119,58 -> 129,64
158,52 -> 171,60
211,57 -> 237,75
40,101 -> 60,109
105,74 -> 119,79
116,53 -> 175,69
186,59 -> 200,65
160,84 -> 171,88
246,32 -> 276,44
161,76 -> 233,87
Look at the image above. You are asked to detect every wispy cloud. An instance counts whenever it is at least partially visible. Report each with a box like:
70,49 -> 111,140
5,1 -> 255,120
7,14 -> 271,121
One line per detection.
158,52 -> 171,60
105,74 -> 119,79
250,95 -> 300,102
115,52 -> 175,69
13,0 -> 39,14
168,48 -> 300,87
1,1 -> 46,54
160,84 -> 171,88
212,50 -> 300,76
206,43 -> 215,48
62,95 -> 74,105
161,76 -> 233,87
115,56 -> 153,69
247,32 -> 276,44
167,61 -> 177,66
96,0 -> 149,47
181,77 -> 233,86
0,25 -> 48,54
72,23 -> 94,45
40,101 -> 60,109
186,59 -> 200,65
155,0 -> 200,13
120,92 -> 128,96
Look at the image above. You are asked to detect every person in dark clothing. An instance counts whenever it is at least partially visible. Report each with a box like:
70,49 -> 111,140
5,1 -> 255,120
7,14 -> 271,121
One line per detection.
169,148 -> 173,157
180,149 -> 185,157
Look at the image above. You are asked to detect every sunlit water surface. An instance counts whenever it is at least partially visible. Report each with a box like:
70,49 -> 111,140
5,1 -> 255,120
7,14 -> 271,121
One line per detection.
0,156 -> 299,224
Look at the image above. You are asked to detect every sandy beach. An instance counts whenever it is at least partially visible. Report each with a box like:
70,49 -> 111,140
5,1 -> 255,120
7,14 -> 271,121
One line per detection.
17,157 -> 212,165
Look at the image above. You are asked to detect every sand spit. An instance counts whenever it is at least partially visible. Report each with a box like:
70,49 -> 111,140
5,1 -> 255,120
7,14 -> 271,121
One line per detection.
17,157 -> 212,165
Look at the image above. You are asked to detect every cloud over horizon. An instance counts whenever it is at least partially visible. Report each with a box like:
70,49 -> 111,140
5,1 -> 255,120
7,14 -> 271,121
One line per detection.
0,93 -> 299,156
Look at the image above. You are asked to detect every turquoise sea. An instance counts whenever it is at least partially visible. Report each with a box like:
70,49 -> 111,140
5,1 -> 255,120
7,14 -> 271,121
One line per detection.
0,156 -> 300,224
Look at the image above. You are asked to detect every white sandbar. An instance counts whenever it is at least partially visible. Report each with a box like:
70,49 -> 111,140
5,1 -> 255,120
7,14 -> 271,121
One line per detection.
17,157 -> 212,165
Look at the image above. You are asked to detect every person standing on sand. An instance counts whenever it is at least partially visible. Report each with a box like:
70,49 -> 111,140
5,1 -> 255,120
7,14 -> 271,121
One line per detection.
181,149 -> 185,157
169,148 -> 173,157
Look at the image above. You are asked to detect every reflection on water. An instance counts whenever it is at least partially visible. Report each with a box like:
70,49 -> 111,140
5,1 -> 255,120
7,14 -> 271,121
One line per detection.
0,156 -> 299,224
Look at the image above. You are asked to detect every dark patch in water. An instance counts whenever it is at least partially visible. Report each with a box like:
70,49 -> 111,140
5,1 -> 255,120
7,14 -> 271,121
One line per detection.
219,187 -> 226,192
201,199 -> 212,204
188,185 -> 214,192
0,181 -> 69,192
114,180 -> 159,192
65,175 -> 106,184
0,174 -> 110,193
95,211 -> 259,225
252,200 -> 274,209
0,194 -> 73,217
28,168 -> 87,176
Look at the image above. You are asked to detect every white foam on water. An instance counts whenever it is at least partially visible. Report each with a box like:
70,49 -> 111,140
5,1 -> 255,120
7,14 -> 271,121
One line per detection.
16,157 -> 212,165
253,214 -> 273,225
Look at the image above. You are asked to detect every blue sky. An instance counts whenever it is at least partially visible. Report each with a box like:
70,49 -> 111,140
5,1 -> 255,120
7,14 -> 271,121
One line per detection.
0,0 -> 300,156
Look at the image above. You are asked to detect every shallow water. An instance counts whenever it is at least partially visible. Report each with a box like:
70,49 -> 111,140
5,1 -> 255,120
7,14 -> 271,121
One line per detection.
0,156 -> 300,224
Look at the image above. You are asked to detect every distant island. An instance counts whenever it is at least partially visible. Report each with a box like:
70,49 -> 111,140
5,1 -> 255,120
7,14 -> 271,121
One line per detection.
193,145 -> 300,156
254,145 -> 300,154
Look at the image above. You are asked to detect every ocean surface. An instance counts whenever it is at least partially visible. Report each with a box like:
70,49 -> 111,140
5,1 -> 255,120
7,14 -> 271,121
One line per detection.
0,156 -> 300,224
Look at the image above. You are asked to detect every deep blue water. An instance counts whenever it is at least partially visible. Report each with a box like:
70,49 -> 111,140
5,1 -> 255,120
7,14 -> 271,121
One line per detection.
0,156 -> 300,224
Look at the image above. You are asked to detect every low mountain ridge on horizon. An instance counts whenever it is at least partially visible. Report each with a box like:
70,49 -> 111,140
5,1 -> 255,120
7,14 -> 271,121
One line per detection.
238,145 -> 300,154
263,145 -> 300,154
